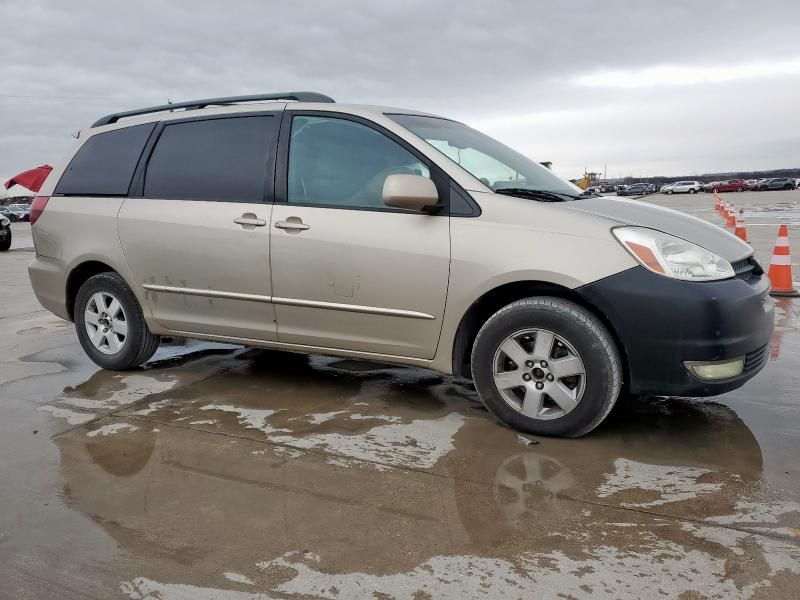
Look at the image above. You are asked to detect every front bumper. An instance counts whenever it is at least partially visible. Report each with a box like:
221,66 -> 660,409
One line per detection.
578,265 -> 774,397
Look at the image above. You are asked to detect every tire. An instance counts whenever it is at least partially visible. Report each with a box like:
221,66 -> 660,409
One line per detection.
471,297 -> 622,438
760,186 -> 768,191
74,272 -> 160,370
689,188 -> 696,194
0,228 -> 10,251
712,188 -> 719,193
784,184 -> 792,190
666,190 -> 673,195
736,187 -> 743,192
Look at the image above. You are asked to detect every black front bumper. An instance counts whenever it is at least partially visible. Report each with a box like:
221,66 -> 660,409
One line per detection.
578,265 -> 774,397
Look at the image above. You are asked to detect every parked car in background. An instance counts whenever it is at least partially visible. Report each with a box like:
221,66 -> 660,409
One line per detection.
0,207 -> 19,222
6,206 -> 30,222
617,183 -> 649,196
708,179 -> 750,193
757,177 -> 796,191
666,181 -> 703,194
0,214 -> 11,251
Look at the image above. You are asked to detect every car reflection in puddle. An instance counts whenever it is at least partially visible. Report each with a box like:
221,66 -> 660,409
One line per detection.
41,347 -> 800,598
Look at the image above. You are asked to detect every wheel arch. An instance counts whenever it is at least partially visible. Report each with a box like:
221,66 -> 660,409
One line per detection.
450,280 -> 630,387
65,260 -> 120,321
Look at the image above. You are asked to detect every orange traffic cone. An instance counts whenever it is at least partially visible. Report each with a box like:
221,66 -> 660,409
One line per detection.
734,208 -> 749,242
714,192 -> 722,211
725,203 -> 736,227
768,224 -> 799,297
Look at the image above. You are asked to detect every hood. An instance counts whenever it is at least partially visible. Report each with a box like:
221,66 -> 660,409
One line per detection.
561,197 -> 752,262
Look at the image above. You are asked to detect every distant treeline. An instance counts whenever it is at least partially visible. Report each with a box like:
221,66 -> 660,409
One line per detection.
605,168 -> 800,186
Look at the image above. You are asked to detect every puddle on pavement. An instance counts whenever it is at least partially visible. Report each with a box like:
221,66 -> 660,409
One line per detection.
3,315 -> 799,597
47,390 -> 800,598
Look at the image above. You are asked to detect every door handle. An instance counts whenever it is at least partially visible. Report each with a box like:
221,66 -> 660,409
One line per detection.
234,216 -> 266,227
274,219 -> 310,231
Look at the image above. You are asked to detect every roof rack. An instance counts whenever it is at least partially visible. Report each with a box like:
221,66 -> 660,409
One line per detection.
91,91 -> 335,128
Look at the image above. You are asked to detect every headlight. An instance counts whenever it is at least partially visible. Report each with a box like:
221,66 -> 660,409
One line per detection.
612,226 -> 734,281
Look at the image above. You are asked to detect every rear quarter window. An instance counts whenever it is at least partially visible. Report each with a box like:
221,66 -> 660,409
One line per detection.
54,123 -> 155,196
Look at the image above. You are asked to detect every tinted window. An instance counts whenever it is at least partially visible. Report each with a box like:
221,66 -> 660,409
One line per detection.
144,116 -> 275,202
288,116 -> 429,209
55,123 -> 155,196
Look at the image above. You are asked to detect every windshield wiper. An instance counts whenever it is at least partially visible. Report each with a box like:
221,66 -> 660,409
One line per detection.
494,188 -> 582,202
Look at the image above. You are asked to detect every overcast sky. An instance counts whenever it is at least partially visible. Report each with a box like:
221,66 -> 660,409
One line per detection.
1,0 -> 799,187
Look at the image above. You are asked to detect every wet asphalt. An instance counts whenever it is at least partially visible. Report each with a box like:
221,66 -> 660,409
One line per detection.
0,192 -> 799,599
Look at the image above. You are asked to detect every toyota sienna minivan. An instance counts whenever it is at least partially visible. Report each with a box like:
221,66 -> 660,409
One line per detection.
28,92 -> 774,437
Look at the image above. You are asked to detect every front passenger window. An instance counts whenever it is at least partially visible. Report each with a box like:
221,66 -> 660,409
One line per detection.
288,116 -> 430,209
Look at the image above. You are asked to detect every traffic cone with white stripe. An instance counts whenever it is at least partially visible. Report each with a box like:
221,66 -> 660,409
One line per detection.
768,224 -> 799,297
726,203 -> 736,227
734,208 -> 749,242
714,192 -> 723,211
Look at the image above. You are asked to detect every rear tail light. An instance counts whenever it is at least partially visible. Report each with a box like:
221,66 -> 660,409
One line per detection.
30,196 -> 49,225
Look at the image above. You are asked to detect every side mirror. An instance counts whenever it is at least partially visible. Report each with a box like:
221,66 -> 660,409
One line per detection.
383,174 -> 440,212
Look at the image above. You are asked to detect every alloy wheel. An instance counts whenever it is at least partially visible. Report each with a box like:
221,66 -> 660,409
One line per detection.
492,328 -> 586,420
84,291 -> 128,354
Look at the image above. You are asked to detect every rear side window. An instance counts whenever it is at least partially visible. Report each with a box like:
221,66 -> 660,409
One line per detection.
144,116 -> 276,202
55,123 -> 155,196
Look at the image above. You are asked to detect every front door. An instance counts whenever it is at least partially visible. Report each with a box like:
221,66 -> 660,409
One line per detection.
269,114 -> 450,359
118,114 -> 279,340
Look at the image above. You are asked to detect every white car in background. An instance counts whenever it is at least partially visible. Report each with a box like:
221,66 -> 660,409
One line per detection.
665,181 -> 703,195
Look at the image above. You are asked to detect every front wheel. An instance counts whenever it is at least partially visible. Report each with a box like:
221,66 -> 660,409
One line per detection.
75,272 -> 160,370
471,297 -> 622,438
666,190 -> 673,195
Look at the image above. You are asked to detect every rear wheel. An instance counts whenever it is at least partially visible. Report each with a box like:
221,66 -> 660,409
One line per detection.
689,188 -> 696,194
666,190 -> 673,195
471,297 -> 622,438
75,272 -> 160,370
784,184 -> 792,190
736,187 -> 743,192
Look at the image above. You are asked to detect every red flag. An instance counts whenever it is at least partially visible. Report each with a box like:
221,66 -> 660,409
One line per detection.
4,165 -> 53,193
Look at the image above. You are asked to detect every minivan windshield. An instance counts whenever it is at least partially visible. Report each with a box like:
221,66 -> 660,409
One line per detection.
389,114 -> 583,199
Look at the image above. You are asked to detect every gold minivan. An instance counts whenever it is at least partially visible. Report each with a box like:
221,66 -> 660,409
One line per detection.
28,92 -> 773,437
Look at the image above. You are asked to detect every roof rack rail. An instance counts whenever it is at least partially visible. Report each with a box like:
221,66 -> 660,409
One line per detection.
91,91 -> 335,128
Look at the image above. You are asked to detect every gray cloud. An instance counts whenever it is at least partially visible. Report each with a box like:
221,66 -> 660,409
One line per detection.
2,0 -> 799,181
